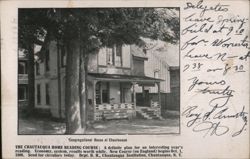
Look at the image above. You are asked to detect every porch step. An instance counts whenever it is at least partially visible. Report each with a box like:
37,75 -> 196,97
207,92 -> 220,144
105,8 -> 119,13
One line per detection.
136,108 -> 163,120
136,111 -> 153,120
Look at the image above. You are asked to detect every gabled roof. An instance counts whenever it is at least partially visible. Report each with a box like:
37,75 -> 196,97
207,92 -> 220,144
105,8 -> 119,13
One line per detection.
130,45 -> 148,60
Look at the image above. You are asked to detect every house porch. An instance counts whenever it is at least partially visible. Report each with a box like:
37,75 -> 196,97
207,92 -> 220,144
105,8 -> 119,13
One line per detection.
87,73 -> 163,121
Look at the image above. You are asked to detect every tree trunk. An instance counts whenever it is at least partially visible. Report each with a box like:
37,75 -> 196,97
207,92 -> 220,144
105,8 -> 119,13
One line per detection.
56,40 -> 62,119
79,48 -> 88,129
27,44 -> 35,116
65,38 -> 83,134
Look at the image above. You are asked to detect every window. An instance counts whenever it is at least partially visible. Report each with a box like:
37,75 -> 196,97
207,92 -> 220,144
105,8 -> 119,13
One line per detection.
36,62 -> 40,75
46,83 -> 50,105
107,48 -> 115,65
154,70 -> 160,79
115,45 -> 122,67
121,88 -> 131,103
106,45 -> 123,66
18,85 -> 27,101
95,82 -> 110,104
60,45 -> 66,67
95,82 -> 101,104
37,84 -> 41,104
45,50 -> 50,71
18,62 -> 27,74
102,82 -> 109,103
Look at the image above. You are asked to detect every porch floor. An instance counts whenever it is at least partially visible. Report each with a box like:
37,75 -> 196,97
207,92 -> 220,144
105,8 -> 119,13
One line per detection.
136,106 -> 157,110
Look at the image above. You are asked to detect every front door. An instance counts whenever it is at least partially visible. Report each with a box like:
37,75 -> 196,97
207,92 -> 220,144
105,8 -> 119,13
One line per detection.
144,90 -> 150,107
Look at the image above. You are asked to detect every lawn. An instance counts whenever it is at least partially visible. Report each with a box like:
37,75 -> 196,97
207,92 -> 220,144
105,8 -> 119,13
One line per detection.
18,112 -> 179,135
86,118 -> 179,134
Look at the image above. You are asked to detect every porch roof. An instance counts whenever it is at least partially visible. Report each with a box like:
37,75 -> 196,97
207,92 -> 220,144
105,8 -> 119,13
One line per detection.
88,73 -> 163,83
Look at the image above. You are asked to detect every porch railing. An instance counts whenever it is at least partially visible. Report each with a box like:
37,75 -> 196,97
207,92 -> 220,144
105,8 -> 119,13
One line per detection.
95,103 -> 135,120
151,101 -> 160,116
151,101 -> 159,107
18,74 -> 28,84
18,100 -> 28,107
96,103 -> 135,110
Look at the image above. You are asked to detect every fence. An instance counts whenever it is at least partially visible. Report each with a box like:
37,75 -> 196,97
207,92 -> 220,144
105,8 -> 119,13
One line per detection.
136,92 -> 180,111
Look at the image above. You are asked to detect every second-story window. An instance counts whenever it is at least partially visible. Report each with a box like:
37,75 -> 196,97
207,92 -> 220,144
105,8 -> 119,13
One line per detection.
106,45 -> 122,66
45,50 -> 50,71
18,62 -> 27,74
107,47 -> 115,65
115,45 -> 122,67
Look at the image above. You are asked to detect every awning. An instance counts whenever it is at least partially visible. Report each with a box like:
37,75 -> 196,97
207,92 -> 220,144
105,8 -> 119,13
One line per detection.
88,73 -> 163,83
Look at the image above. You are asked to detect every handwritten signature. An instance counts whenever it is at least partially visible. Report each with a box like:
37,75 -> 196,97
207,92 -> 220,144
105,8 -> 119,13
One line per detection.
182,105 -> 248,137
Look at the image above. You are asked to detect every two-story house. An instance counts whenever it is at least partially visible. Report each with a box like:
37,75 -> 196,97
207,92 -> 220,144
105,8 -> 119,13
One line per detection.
18,50 -> 28,108
35,39 -> 164,121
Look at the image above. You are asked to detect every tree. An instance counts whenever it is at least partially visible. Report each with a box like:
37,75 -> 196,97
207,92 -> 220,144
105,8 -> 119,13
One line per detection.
18,10 -> 48,115
18,8 -> 179,134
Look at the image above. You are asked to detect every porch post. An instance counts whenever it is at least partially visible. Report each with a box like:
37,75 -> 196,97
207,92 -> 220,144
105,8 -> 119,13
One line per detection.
157,82 -> 161,115
132,82 -> 136,111
142,85 -> 145,106
93,80 -> 97,120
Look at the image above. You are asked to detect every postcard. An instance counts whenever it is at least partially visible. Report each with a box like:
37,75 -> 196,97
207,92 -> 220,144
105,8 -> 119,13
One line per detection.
1,0 -> 249,158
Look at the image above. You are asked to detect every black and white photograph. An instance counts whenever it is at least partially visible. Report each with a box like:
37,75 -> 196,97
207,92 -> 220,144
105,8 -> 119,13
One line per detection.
18,8 -> 180,135
2,0 -> 250,158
